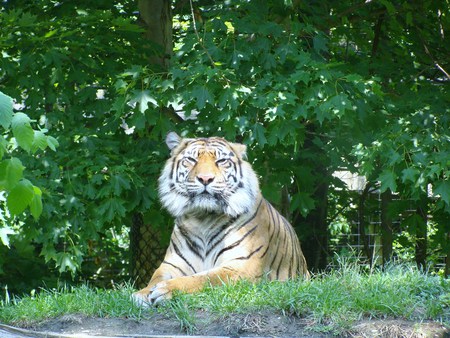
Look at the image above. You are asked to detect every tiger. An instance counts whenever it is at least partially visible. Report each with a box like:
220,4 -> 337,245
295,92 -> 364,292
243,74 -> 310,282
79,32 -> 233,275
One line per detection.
133,131 -> 309,306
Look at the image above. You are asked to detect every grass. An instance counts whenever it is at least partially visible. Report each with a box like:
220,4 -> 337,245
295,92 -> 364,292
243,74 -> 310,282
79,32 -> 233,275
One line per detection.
1,261 -> 449,335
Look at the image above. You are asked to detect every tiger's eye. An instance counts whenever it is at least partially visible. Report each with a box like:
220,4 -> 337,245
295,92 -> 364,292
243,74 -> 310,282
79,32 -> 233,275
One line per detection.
183,157 -> 197,165
216,158 -> 231,167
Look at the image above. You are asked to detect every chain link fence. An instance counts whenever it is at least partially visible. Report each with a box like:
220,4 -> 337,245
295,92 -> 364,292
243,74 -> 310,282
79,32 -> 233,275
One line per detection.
130,213 -> 169,289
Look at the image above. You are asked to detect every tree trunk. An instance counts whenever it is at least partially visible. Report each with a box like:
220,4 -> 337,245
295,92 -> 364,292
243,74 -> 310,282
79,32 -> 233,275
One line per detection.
415,197 -> 428,270
131,0 -> 174,287
295,180 -> 329,271
138,0 -> 172,69
445,232 -> 450,278
380,190 -> 393,265
280,185 -> 291,219
359,183 -> 375,266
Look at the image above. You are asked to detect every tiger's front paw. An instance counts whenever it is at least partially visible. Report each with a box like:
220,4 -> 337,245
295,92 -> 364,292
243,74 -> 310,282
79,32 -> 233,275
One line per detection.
148,281 -> 173,305
132,288 -> 152,308
132,282 -> 173,307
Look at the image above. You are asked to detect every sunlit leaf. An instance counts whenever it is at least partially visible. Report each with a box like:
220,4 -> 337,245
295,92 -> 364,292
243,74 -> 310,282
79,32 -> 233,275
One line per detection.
0,227 -> 15,247
130,90 -> 157,114
0,91 -> 13,129
46,136 -> 59,151
0,157 -> 25,190
6,179 -> 34,216
12,113 -> 34,152
29,185 -> 43,220
31,130 -> 48,152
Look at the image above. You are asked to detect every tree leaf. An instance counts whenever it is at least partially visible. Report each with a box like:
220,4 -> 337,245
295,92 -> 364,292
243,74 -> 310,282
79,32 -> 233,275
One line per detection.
46,136 -> 59,151
291,192 -> 315,218
401,167 -> 419,184
378,169 -> 397,193
313,33 -> 328,54
111,174 -> 131,196
0,227 -> 15,247
31,130 -> 48,152
0,91 -> 13,129
11,113 -> 34,152
6,179 -> 34,216
29,185 -> 43,220
0,157 -> 25,190
130,90 -> 157,114
192,86 -> 214,110
433,181 -> 450,206
253,123 -> 267,147
98,198 -> 126,221
57,253 -> 77,273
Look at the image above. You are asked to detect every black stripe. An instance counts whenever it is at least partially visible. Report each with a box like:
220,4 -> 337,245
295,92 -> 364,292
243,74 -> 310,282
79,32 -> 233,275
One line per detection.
177,225 -> 204,259
174,159 -> 182,182
259,243 -> 270,258
281,218 -> 301,278
172,240 -> 197,274
260,202 -> 275,258
231,161 -> 238,179
162,260 -> 188,276
222,266 -> 238,272
260,227 -> 275,258
207,139 -> 230,149
289,254 -> 295,279
206,199 -> 263,257
237,158 -> 243,178
275,224 -> 288,279
290,238 -> 299,275
206,218 -> 237,256
214,223 -> 259,265
287,234 -> 296,279
236,199 -> 263,231
268,208 -> 281,276
169,157 -> 176,179
266,201 -> 276,226
233,245 -> 264,261
275,223 -> 289,280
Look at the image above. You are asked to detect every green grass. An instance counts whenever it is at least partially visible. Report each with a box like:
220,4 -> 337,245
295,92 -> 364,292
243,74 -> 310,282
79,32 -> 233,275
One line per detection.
1,262 -> 449,335
0,283 -> 149,326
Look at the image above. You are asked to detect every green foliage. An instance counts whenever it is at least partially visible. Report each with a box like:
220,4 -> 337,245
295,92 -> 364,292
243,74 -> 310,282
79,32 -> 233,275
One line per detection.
0,0 -> 449,291
0,91 -> 57,248
0,2 -> 159,289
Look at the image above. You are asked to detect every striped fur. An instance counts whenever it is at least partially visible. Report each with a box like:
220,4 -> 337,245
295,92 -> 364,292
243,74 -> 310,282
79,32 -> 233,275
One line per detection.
133,132 -> 309,305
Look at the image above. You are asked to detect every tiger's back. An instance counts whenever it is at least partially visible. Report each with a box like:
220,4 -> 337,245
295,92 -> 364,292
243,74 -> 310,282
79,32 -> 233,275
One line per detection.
133,132 -> 309,305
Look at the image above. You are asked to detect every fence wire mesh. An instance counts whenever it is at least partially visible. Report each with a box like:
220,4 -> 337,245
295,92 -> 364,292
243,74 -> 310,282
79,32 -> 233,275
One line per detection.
130,213 -> 167,289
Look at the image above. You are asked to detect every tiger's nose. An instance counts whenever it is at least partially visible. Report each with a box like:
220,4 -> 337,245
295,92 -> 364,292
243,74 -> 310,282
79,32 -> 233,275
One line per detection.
197,174 -> 215,186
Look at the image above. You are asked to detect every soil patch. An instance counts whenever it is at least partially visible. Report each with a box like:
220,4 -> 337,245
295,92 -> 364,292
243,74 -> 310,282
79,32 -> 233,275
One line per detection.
2,312 -> 447,338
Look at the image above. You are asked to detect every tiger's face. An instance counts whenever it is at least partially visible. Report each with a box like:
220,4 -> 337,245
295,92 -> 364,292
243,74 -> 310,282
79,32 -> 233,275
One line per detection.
158,132 -> 260,218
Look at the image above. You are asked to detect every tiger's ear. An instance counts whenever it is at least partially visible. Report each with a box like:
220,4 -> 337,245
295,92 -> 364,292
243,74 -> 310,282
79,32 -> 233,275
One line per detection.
165,132 -> 182,150
231,143 -> 248,160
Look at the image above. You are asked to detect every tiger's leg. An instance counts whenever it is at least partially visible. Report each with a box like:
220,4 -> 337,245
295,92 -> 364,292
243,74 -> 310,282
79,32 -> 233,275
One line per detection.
148,265 -> 258,305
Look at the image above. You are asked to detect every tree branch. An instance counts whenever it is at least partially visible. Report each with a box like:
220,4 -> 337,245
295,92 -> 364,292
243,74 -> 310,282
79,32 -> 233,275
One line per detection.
422,42 -> 450,80
371,12 -> 385,58
189,0 -> 216,68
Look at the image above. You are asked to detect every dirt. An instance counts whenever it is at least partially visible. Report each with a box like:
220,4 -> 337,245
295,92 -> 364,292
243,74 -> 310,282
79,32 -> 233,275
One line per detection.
2,312 -> 448,338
